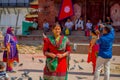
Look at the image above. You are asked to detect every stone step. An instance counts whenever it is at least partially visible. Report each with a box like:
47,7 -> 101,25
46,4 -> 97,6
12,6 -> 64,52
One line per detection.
17,40 -> 120,56
31,30 -> 87,36
17,35 -> 120,44
17,36 -> 89,44
30,30 -> 120,37
17,30 -> 120,56
17,30 -> 120,44
71,43 -> 120,56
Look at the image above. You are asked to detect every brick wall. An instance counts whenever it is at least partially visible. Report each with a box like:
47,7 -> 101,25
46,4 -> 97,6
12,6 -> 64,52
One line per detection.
38,0 -> 58,29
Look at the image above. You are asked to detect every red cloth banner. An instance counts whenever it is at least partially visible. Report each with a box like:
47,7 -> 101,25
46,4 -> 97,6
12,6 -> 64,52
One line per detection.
58,0 -> 74,20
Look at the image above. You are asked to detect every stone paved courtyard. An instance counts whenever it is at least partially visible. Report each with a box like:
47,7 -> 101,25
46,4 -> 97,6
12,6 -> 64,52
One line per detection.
0,53 -> 120,80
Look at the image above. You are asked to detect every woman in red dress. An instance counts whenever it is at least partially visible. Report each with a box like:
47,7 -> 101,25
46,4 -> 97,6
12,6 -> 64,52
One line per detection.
87,30 -> 99,74
43,24 -> 71,80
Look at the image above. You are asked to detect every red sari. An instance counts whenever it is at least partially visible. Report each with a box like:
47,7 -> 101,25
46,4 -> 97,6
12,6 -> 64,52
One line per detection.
87,42 -> 99,74
43,35 -> 71,80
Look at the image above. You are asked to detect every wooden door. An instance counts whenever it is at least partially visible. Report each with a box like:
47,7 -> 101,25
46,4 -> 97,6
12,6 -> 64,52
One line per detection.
86,0 -> 103,25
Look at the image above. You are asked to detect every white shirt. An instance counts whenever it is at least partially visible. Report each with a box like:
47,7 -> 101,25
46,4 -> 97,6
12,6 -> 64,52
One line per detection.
65,22 -> 74,29
86,22 -> 92,29
75,19 -> 84,28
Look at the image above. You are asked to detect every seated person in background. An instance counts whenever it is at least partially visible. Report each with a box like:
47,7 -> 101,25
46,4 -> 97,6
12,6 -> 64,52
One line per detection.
97,19 -> 103,27
43,19 -> 49,33
64,18 -> 74,35
0,61 -> 9,80
32,19 -> 38,30
85,19 -> 93,36
105,16 -> 113,25
94,19 -> 103,31
86,19 -> 93,30
75,17 -> 84,30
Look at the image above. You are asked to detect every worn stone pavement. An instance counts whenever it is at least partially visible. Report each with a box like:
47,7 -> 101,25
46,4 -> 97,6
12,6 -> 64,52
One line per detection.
0,53 -> 120,80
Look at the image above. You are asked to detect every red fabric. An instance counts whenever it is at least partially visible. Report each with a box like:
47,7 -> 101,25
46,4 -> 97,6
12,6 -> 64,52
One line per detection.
25,17 -> 38,21
58,0 -> 74,20
95,25 -> 99,30
87,43 -> 99,73
85,30 -> 90,36
3,53 -> 19,71
30,5 -> 38,9
43,36 -> 71,76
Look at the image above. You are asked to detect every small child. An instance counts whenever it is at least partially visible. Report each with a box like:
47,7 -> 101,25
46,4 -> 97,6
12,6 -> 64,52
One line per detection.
87,30 -> 99,74
0,61 -> 9,80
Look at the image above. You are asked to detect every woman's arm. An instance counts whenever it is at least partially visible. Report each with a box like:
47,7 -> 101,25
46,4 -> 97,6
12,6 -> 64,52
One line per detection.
43,37 -> 56,58
62,51 -> 69,57
45,52 -> 56,58
57,51 -> 69,59
89,38 -> 96,52
43,33 -> 47,38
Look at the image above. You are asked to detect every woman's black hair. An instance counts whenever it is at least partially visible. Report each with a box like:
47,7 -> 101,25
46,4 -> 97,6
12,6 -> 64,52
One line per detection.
91,30 -> 97,36
52,24 -> 61,29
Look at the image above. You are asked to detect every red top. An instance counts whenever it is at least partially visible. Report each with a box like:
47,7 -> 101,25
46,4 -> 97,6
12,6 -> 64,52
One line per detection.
43,36 -> 71,76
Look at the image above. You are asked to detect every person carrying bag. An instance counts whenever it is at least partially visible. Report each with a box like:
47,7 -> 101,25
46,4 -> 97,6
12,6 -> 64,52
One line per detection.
43,24 -> 71,80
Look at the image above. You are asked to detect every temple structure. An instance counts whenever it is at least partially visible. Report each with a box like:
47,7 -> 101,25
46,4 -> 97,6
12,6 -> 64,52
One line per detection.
38,0 -> 120,29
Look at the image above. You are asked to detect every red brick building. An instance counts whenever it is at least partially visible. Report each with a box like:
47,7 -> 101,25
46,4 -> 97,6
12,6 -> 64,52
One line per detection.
38,0 -> 120,29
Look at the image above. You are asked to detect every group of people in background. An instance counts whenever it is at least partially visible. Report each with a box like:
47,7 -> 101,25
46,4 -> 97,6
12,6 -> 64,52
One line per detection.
27,15 -> 113,37
42,15 -> 115,80
43,16 -> 113,36
0,15 -> 115,80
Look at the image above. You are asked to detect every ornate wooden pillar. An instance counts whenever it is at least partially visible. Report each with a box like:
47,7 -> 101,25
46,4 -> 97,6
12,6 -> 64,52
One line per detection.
85,0 -> 87,24
103,0 -> 106,22
86,0 -> 104,25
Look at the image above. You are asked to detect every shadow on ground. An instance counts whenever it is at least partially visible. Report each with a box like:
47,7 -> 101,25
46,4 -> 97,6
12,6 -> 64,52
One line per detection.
18,69 -> 120,77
